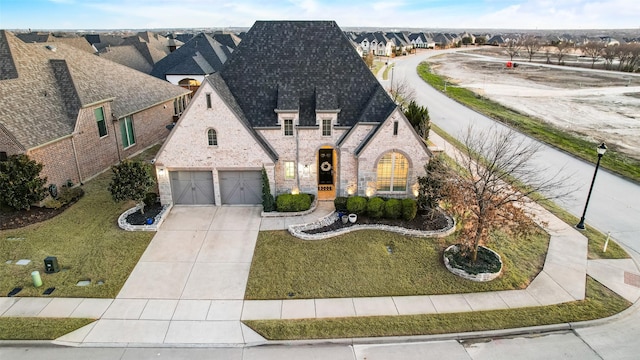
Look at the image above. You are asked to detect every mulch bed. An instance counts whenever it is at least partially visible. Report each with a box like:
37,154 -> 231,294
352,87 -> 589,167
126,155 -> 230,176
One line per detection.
125,202 -> 165,225
303,209 -> 450,234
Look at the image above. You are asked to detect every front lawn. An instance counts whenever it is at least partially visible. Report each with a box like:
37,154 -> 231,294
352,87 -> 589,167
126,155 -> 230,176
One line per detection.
0,148 -> 158,298
245,227 -> 549,300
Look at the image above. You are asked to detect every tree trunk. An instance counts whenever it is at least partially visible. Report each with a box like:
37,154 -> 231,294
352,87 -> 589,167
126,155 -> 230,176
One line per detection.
471,217 -> 485,263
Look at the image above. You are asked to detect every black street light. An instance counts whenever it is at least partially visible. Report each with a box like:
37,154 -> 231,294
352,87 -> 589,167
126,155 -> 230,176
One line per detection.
576,142 -> 607,230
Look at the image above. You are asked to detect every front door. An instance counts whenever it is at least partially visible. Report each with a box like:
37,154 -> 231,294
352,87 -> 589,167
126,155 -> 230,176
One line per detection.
318,148 -> 335,200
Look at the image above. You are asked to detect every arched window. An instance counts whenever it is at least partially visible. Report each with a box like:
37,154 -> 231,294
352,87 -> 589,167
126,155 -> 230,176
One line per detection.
376,152 -> 408,192
207,129 -> 217,146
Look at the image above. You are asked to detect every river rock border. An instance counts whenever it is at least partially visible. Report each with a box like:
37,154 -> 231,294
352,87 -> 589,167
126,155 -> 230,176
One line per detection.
443,244 -> 503,282
118,203 -> 173,231
288,210 -> 456,240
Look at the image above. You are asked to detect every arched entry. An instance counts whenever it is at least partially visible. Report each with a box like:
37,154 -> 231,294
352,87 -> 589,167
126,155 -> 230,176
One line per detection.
317,147 -> 336,200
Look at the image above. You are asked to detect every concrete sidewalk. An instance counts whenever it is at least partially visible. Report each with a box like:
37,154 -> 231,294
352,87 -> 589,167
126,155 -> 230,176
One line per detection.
1,165 -> 639,346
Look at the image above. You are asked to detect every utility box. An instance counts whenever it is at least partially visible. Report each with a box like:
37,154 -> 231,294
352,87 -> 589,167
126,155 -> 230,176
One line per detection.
44,256 -> 60,273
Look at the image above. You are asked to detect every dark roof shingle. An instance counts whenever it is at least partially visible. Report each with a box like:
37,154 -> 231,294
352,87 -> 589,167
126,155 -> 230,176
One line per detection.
220,21 -> 396,128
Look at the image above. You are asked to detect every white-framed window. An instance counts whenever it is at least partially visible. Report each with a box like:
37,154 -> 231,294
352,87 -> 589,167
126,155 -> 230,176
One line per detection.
376,151 -> 408,192
207,128 -> 218,146
120,115 -> 136,148
322,119 -> 332,136
284,161 -> 295,180
284,119 -> 294,136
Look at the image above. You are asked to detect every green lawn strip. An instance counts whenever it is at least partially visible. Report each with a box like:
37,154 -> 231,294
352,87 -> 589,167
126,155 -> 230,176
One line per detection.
417,62 -> 640,183
0,146 -> 159,298
371,60 -> 384,77
0,318 -> 95,340
245,228 -> 549,300
383,63 -> 394,80
431,123 -> 628,260
244,277 -> 631,340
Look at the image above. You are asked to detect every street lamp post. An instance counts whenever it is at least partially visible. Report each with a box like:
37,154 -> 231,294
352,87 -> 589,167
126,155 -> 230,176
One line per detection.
576,143 -> 607,230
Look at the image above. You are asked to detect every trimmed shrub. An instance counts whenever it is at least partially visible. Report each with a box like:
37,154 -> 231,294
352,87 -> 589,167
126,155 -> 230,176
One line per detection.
346,196 -> 368,215
276,193 -> 312,212
42,186 -> 84,210
0,154 -> 48,210
384,198 -> 402,219
402,198 -> 418,221
261,167 -> 275,212
366,197 -> 385,218
143,192 -> 158,207
334,196 -> 348,212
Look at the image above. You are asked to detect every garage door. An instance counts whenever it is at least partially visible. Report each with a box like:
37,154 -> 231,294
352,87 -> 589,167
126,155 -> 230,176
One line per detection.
219,171 -> 262,205
170,171 -> 215,205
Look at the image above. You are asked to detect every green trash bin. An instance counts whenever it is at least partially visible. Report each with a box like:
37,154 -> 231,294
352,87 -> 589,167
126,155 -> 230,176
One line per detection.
31,271 -> 43,288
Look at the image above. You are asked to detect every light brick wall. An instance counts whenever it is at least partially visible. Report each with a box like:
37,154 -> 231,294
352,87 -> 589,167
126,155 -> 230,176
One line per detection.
27,137 -> 78,187
335,123 -> 377,196
357,108 -> 430,197
155,81 -> 275,205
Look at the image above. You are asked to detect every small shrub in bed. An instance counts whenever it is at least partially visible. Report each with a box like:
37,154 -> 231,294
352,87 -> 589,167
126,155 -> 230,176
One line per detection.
276,193 -> 312,212
334,196 -> 348,212
366,197 -> 385,218
384,198 -> 402,219
401,198 -> 418,221
346,196 -> 368,215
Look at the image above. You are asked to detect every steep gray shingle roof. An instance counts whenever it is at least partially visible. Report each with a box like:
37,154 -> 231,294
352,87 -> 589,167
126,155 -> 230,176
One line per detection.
150,32 -> 232,79
206,73 -> 278,162
0,30 -> 189,150
220,21 -> 396,127
97,44 -> 154,73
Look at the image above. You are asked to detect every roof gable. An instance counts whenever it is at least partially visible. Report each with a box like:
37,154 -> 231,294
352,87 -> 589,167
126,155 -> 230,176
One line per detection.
151,32 -> 231,79
220,21 -> 396,128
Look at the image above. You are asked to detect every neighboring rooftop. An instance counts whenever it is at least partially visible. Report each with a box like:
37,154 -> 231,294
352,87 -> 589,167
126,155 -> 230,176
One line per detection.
0,30 -> 189,150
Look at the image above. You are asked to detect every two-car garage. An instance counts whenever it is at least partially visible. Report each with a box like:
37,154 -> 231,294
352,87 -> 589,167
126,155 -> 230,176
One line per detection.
169,170 -> 262,205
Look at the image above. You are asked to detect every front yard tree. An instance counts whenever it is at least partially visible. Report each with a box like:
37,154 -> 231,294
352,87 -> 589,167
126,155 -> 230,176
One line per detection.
445,125 -> 572,263
389,77 -> 416,108
417,155 -> 448,210
364,52 -> 374,69
555,42 -> 573,65
108,160 -> 155,213
403,100 -> 431,141
0,154 -> 48,210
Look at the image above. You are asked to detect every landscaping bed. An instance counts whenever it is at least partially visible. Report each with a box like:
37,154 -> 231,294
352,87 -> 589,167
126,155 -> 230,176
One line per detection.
303,209 -> 449,234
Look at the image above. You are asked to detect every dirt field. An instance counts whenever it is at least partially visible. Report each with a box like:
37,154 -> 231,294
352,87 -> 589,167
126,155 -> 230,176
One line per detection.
427,47 -> 640,160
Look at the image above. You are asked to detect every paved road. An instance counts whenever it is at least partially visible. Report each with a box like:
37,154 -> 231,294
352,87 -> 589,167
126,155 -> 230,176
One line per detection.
388,50 -> 640,257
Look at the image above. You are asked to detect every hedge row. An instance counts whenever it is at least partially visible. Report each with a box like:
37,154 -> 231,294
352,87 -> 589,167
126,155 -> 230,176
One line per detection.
276,193 -> 313,212
334,196 -> 417,221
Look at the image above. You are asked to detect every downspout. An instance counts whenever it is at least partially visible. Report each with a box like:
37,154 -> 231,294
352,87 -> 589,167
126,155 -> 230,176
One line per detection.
70,135 -> 83,185
295,125 -> 300,191
112,114 -> 122,162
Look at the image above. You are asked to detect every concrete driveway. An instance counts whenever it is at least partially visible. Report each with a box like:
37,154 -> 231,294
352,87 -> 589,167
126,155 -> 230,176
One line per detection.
58,205 -> 267,346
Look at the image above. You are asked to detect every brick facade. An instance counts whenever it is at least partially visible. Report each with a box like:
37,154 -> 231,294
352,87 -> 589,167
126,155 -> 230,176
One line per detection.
156,81 -> 431,205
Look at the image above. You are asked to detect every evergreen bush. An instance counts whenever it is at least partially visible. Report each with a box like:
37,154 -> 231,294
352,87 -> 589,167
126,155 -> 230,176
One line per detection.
276,193 -> 312,212
0,154 -> 48,210
366,197 -> 385,218
384,198 -> 402,219
346,196 -> 368,214
261,167 -> 275,212
401,198 -> 418,221
334,196 -> 348,212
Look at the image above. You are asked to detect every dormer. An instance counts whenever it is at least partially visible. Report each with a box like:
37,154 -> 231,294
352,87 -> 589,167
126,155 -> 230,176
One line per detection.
275,84 -> 299,135
315,87 -> 340,136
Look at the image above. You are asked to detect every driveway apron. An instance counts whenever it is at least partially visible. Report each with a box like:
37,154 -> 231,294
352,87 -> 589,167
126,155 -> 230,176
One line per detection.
59,206 -> 266,346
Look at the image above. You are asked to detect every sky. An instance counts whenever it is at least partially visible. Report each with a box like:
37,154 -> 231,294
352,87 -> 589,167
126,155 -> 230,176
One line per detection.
1,0 -> 639,30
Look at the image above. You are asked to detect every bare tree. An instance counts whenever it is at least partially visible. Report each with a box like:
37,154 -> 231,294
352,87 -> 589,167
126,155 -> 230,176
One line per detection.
389,77 -> 415,107
581,40 -> 606,68
504,38 -> 522,61
602,44 -> 617,70
555,42 -> 573,65
443,125 -> 574,263
544,47 -> 552,64
523,36 -> 541,62
364,52 -> 374,69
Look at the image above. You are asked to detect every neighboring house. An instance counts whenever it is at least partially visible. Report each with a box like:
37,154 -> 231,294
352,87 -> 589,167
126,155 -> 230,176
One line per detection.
0,30 -> 190,188
150,32 -> 233,94
154,21 -> 430,206
487,34 -> 506,46
95,31 -> 180,73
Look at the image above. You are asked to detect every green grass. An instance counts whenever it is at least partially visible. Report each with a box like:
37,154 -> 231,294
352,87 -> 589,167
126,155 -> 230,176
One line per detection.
417,62 -> 640,183
371,60 -> 384,77
245,227 -> 549,300
383,63 -> 394,80
0,318 -> 95,340
0,146 -> 159,298
430,123 -> 628,261
244,277 -> 631,340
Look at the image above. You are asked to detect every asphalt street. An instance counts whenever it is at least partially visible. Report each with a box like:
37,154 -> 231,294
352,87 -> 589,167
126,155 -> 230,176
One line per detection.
390,50 -> 640,257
